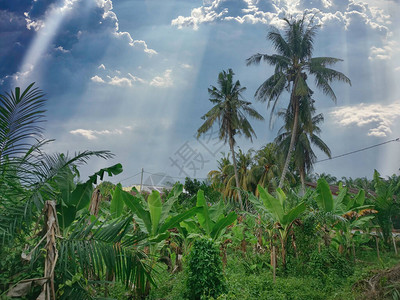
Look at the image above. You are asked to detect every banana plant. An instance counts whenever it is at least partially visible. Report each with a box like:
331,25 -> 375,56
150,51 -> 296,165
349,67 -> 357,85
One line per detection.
372,169 -> 398,247
314,178 -> 375,247
54,162 -> 123,229
249,185 -> 306,268
111,183 -> 201,245
180,190 -> 237,242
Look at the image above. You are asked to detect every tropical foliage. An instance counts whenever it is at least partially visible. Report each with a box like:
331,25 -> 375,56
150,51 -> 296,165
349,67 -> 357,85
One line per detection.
2,14 -> 399,300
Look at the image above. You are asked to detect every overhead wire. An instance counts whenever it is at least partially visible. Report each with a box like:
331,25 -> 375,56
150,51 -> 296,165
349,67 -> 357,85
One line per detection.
109,138 -> 400,186
316,137 -> 399,163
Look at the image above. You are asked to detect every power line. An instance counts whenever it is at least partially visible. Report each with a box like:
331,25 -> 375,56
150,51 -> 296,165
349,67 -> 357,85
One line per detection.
316,137 -> 400,164
143,170 -> 208,181
118,171 -> 142,182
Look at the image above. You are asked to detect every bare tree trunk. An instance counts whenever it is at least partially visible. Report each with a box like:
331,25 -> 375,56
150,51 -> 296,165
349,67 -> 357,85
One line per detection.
89,188 -> 101,216
280,236 -> 287,269
229,134 -> 243,210
39,201 -> 59,300
279,97 -> 299,189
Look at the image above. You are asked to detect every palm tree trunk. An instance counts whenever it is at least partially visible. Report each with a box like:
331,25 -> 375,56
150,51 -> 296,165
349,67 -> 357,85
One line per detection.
278,97 -> 299,189
299,167 -> 306,196
229,134 -> 243,210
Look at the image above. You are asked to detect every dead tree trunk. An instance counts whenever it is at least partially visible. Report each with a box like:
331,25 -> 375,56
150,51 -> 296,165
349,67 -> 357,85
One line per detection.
89,188 -> 101,216
39,200 -> 59,300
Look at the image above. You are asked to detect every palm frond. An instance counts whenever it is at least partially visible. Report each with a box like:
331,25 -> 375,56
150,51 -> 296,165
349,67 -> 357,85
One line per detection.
0,83 -> 46,161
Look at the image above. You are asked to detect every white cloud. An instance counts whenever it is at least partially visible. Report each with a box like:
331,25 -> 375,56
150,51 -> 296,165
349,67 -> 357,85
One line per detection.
128,73 -> 146,83
95,0 -> 157,56
98,64 -> 106,70
180,63 -> 193,69
171,0 -> 228,30
107,75 -> 132,87
70,128 -> 123,140
171,0 -> 392,35
131,40 -> 158,55
1,64 -> 34,84
331,102 -> 400,137
24,12 -> 44,31
91,75 -> 105,83
369,41 -> 398,60
55,46 -> 70,53
150,69 -> 173,87
369,45 -> 392,60
91,71 -> 146,86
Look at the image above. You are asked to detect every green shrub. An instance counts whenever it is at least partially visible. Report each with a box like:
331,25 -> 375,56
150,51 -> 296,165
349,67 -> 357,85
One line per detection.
308,247 -> 354,280
186,238 -> 227,299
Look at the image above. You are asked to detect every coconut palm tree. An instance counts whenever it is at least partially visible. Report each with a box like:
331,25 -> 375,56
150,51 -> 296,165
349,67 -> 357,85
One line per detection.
246,15 -> 351,189
248,143 -> 282,194
275,96 -> 331,193
197,69 -> 264,209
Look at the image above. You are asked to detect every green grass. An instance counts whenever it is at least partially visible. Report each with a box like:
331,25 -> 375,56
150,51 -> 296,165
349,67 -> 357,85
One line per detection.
149,248 -> 399,300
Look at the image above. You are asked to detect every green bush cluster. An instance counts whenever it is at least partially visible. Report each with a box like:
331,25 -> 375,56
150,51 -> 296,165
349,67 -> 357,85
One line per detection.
185,238 -> 227,299
308,248 -> 354,280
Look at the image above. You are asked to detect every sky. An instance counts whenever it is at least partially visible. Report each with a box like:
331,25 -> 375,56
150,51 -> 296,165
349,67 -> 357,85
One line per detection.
1,0 -> 400,187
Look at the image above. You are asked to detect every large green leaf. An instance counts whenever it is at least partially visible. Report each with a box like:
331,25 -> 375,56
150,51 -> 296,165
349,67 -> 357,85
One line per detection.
70,181 -> 93,211
316,178 -> 333,212
159,207 -> 201,233
148,190 -> 162,236
159,183 -> 183,225
355,189 -> 365,207
70,164 -> 123,211
209,200 -> 225,223
196,190 -> 213,235
114,184 -> 152,233
258,185 -> 284,223
88,163 -> 123,184
282,202 -> 306,227
57,203 -> 76,229
110,183 -> 124,218
210,211 -> 237,240
148,232 -> 170,243
333,185 -> 347,214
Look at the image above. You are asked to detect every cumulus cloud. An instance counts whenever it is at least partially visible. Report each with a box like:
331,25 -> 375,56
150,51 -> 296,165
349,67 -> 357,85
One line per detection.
1,64 -> 34,84
369,41 -> 398,60
91,75 -> 105,83
54,45 -> 70,53
171,1 -> 228,30
96,0 -> 157,55
98,64 -> 106,70
171,0 -> 392,35
331,102 -> 400,137
91,70 -> 146,86
150,69 -> 173,87
107,75 -> 132,87
70,128 -> 123,140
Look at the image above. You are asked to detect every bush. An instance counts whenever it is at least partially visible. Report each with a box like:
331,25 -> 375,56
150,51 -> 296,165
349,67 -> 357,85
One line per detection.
186,238 -> 227,299
308,247 -> 354,280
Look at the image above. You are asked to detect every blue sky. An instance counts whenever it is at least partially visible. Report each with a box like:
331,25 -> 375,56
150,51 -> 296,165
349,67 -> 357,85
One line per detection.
1,0 -> 400,186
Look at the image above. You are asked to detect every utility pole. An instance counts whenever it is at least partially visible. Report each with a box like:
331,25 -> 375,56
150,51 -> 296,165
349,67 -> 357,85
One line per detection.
139,168 -> 144,192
